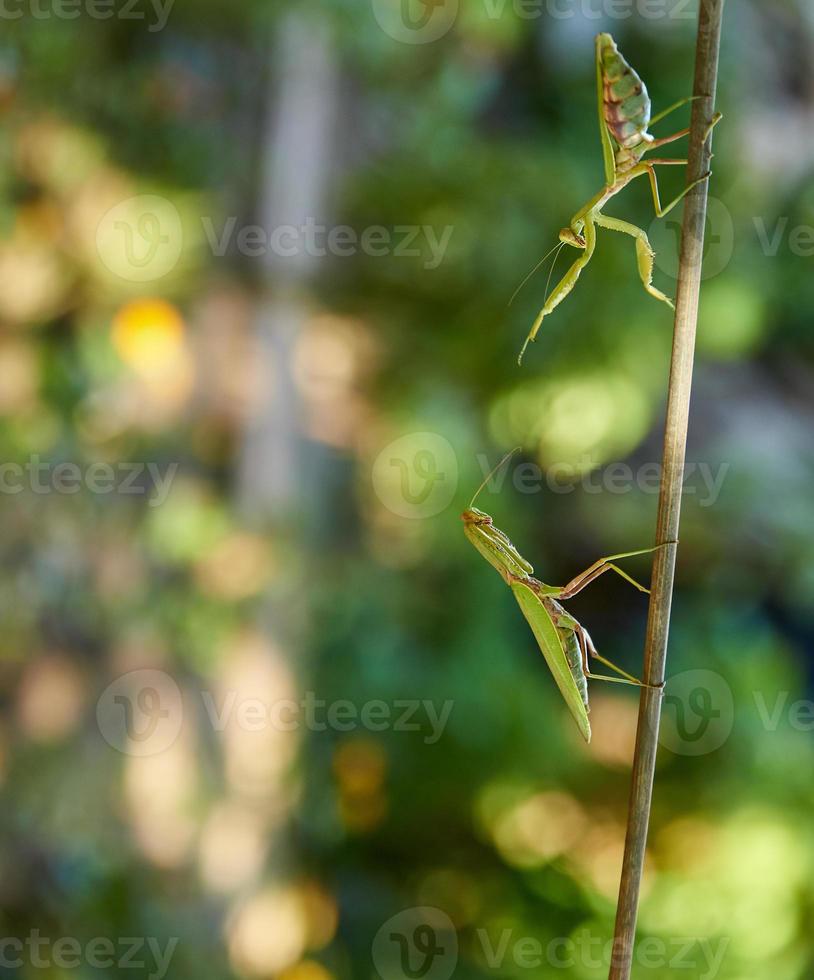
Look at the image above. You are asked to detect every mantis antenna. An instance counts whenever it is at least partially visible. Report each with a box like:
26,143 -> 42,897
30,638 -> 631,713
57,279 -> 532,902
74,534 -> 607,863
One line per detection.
469,447 -> 522,509
508,241 -> 566,307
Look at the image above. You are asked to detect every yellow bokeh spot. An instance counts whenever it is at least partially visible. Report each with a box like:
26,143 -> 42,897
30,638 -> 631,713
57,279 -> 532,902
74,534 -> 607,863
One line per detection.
333,738 -> 388,833
227,886 -> 307,977
194,532 -> 274,600
278,961 -> 335,980
491,790 -> 587,868
111,298 -> 186,377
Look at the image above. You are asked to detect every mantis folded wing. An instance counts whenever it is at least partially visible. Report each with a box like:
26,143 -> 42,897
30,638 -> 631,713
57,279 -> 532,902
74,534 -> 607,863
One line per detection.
510,579 -> 592,741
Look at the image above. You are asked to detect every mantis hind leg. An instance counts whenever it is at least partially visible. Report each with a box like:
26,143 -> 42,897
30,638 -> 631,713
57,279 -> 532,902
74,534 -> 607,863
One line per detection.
644,107 -> 721,150
644,161 -> 711,219
581,626 -> 662,690
593,212 -> 674,310
644,115 -> 721,217
518,212 -> 597,365
557,614 -> 657,689
648,94 -> 698,128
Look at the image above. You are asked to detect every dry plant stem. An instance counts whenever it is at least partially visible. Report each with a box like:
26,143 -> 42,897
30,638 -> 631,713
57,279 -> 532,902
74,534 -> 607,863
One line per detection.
608,2 -> 725,978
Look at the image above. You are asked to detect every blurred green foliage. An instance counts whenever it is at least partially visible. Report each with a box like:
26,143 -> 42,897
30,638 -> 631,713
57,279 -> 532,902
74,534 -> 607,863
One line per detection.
2,2 -> 814,980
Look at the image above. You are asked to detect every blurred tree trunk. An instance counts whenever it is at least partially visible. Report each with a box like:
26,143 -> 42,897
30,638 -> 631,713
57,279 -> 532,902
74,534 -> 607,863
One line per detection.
231,12 -> 338,885
237,12 -> 338,520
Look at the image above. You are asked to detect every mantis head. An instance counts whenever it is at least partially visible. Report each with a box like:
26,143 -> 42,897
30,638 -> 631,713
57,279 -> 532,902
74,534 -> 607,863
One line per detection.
461,507 -> 491,526
559,227 -> 586,248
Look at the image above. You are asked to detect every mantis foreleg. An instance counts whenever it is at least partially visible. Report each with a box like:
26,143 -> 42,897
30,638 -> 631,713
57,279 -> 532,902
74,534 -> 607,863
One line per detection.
593,212 -> 674,310
519,212 -> 597,364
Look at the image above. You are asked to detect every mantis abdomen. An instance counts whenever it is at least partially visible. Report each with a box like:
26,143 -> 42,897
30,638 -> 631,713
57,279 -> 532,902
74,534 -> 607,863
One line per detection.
557,621 -> 589,712
598,33 -> 652,152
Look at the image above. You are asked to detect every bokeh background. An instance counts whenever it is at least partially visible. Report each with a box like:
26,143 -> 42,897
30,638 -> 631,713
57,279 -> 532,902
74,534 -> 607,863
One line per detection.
3,1 -> 814,978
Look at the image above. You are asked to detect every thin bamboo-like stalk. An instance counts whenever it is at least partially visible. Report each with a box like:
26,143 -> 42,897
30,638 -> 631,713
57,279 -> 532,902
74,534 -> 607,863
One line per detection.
608,2 -> 725,977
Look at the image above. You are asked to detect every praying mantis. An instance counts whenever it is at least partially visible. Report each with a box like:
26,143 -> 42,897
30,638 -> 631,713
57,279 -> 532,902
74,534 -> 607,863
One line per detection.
462,459 -> 663,741
517,32 -> 721,364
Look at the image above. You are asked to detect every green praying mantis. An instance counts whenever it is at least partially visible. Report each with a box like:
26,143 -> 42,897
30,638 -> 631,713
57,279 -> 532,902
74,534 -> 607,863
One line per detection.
461,36 -> 717,736
517,32 -> 721,364
462,456 -> 665,742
